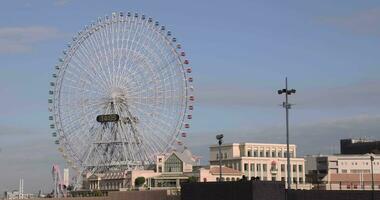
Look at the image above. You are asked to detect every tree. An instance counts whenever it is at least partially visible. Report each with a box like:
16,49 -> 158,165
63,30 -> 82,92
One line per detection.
134,177 -> 145,187
188,176 -> 197,183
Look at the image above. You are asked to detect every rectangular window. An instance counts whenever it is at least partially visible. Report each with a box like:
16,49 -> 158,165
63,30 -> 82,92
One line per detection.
299,178 -> 303,183
260,151 -> 264,157
298,165 -> 303,172
272,151 -> 276,157
278,151 -> 282,157
290,152 -> 294,158
272,177 -> 276,181
254,150 -> 258,157
266,151 -> 270,157
257,164 -> 261,172
250,163 -> 255,172
293,178 -> 297,184
293,164 -> 297,172
247,150 -> 252,157
263,164 -> 267,172
281,177 -> 285,182
281,164 -> 285,172
244,163 -> 248,171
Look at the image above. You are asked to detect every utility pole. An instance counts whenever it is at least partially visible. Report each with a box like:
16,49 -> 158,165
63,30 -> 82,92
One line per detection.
277,77 -> 296,190
216,134 -> 224,182
370,154 -> 375,200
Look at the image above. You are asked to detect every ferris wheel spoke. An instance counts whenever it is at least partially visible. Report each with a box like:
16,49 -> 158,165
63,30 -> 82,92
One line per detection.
52,13 -> 193,173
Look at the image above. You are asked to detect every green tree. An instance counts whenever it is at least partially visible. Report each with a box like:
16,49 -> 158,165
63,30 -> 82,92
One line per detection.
188,176 -> 197,183
134,177 -> 145,187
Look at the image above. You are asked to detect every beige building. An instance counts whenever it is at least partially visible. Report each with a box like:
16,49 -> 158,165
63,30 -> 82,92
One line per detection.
308,154 -> 380,190
209,143 -> 306,188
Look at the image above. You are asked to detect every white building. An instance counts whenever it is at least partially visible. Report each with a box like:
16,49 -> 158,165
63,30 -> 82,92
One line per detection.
209,143 -> 307,189
306,154 -> 380,190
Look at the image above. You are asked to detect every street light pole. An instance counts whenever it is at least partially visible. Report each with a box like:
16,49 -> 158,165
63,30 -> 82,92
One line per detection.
370,155 -> 375,200
216,134 -> 224,182
277,77 -> 296,190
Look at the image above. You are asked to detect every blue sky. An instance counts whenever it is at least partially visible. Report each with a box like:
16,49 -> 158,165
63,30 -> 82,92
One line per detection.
1,0 -> 380,194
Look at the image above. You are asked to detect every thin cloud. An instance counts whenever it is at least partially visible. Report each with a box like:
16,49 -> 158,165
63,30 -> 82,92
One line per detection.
54,0 -> 71,6
197,80 -> 380,109
188,114 -> 380,164
0,26 -> 65,54
320,8 -> 380,36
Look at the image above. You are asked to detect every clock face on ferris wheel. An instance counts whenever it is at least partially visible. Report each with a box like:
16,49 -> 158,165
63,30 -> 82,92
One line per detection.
48,12 -> 194,172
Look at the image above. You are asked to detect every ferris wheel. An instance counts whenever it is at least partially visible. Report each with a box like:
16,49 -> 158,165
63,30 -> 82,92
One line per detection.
48,12 -> 194,173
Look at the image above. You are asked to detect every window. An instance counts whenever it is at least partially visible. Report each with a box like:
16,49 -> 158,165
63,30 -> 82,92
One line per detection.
263,164 -> 267,172
164,154 -> 183,172
254,150 -> 258,157
250,163 -> 255,172
278,151 -> 282,157
272,177 -> 276,181
299,178 -> 303,183
293,178 -> 297,184
298,165 -> 303,172
231,178 -> 235,181
281,177 -> 285,182
203,178 -> 207,182
281,164 -> 285,172
224,153 -> 227,159
342,169 -> 347,173
226,177 -> 230,181
272,151 -> 276,157
266,151 -> 270,157
257,164 -> 261,172
247,150 -> 252,157
158,166 -> 162,172
244,163 -> 248,171
158,158 -> 162,162
293,164 -> 297,172
260,150 -> 264,157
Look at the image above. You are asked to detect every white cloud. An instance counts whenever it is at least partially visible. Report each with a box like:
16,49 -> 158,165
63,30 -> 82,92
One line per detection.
0,26 -> 65,53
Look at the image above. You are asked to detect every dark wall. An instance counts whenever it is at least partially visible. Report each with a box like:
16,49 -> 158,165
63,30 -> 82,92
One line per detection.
288,190 -> 380,200
181,181 -> 285,200
341,139 -> 380,154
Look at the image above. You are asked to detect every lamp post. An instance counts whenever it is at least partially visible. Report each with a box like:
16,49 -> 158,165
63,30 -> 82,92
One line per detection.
277,77 -> 296,190
370,154 -> 375,200
216,134 -> 224,182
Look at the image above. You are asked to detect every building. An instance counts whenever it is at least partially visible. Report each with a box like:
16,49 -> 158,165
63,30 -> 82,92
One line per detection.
306,154 -> 380,190
209,143 -> 306,188
83,149 -> 228,191
340,138 -> 380,155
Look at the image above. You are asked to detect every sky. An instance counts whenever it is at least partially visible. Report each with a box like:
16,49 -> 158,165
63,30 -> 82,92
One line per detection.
1,0 -> 380,194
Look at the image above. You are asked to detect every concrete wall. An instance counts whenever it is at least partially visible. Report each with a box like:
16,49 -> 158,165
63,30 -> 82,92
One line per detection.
181,181 -> 285,200
288,190 -> 380,200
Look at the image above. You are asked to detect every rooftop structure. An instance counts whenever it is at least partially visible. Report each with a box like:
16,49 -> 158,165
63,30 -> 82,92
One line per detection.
340,138 -> 380,155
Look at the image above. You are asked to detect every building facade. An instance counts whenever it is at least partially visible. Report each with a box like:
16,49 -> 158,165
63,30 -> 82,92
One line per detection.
209,143 -> 306,188
306,154 -> 380,190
